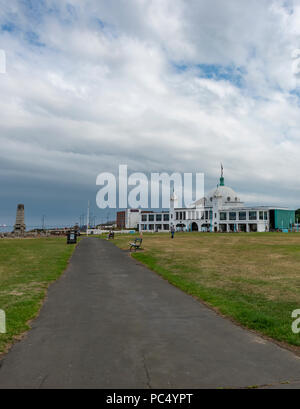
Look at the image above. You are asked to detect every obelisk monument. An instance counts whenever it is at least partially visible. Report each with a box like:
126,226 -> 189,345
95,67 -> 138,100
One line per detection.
13,204 -> 26,236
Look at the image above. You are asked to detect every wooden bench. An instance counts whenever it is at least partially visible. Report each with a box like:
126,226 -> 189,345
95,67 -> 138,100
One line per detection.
129,238 -> 143,252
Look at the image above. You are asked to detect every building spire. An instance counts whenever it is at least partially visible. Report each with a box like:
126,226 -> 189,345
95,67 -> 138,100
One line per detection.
220,163 -> 225,186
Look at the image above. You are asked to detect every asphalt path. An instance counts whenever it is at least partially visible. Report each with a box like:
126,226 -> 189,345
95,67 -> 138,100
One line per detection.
1,238 -> 300,389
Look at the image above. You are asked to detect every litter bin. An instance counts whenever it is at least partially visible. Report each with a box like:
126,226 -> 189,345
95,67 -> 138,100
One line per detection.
67,230 -> 77,244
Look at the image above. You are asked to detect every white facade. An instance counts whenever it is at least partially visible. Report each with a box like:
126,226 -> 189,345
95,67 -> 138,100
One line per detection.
139,211 -> 171,232
126,209 -> 141,229
137,173 -> 292,233
117,209 -> 141,229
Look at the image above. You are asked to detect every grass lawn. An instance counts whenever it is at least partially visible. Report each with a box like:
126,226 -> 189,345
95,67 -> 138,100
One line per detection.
0,237 -> 76,355
113,232 -> 300,348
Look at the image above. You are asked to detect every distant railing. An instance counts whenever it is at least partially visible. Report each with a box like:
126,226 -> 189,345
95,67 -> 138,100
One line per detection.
87,229 -> 136,235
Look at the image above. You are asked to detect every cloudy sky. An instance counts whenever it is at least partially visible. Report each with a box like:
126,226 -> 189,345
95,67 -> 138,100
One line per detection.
0,0 -> 300,228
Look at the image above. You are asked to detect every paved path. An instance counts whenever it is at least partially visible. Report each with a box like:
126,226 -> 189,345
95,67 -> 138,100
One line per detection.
1,238 -> 300,389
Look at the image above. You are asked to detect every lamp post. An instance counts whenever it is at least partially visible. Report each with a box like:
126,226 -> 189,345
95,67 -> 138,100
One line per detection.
42,215 -> 46,232
87,201 -> 90,236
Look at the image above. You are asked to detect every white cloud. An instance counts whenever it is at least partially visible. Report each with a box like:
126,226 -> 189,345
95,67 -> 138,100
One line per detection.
0,0 -> 300,225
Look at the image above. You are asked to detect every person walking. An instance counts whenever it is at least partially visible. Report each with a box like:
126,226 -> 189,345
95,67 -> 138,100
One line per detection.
170,225 -> 175,239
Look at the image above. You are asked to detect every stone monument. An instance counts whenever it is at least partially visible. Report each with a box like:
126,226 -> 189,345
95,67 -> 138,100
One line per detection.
13,204 -> 26,236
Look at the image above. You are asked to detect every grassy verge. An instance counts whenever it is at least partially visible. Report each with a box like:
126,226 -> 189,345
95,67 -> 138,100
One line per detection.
113,232 -> 300,348
0,237 -> 76,355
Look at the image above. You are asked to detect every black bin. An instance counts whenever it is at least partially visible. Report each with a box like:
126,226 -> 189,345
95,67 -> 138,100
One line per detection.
67,230 -> 77,244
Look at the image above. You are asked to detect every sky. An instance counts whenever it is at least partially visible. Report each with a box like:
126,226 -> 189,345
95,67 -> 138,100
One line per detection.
0,0 -> 300,228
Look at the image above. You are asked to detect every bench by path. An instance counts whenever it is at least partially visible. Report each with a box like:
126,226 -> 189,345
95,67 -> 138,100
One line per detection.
0,238 -> 300,388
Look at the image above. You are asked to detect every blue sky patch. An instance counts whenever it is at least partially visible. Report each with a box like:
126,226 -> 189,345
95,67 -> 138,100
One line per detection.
25,31 -> 45,47
197,64 -> 245,87
20,0 -> 59,23
172,62 -> 245,87
95,18 -> 119,38
290,89 -> 300,105
1,22 -> 17,33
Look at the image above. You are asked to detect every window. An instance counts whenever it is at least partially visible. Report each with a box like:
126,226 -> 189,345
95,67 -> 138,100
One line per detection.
229,212 -> 236,221
156,224 -> 162,230
259,211 -> 264,220
220,212 -> 227,221
149,215 -> 154,222
176,212 -> 179,220
264,212 -> 268,220
205,211 -> 209,219
163,214 -> 169,221
141,215 -> 147,222
156,214 -> 162,222
149,224 -> 154,230
227,197 -> 231,202
163,224 -> 169,230
239,212 -> 246,221
183,212 -> 186,220
249,211 -> 257,221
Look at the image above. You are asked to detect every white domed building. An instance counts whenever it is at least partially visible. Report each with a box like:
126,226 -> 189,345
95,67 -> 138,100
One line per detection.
138,168 -> 295,233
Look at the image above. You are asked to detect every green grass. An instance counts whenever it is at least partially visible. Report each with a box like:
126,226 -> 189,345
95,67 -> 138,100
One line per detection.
0,237 -> 76,355
112,232 -> 300,348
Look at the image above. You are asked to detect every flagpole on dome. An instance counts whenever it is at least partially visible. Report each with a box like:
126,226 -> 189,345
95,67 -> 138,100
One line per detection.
220,163 -> 225,186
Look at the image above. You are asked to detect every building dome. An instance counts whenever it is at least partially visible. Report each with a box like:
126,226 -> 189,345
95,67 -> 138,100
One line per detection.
206,185 -> 241,204
192,167 -> 242,208
192,185 -> 241,208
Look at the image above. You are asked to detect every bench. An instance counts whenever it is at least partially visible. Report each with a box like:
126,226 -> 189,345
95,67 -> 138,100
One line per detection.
129,238 -> 143,252
108,232 -> 115,239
